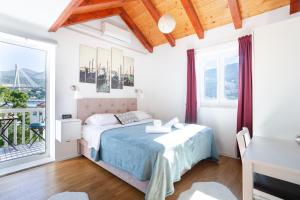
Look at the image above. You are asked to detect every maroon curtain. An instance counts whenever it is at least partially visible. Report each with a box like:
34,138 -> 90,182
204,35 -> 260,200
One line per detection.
237,35 -> 253,137
185,49 -> 197,123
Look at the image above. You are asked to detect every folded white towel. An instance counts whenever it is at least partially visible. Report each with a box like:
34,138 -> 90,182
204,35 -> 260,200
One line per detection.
164,117 -> 180,128
153,119 -> 162,127
174,123 -> 185,129
145,125 -> 171,133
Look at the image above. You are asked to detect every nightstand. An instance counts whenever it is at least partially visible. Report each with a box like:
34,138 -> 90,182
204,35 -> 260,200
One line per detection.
55,119 -> 82,142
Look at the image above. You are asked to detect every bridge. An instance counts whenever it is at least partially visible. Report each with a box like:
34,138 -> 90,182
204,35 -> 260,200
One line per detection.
14,64 -> 39,89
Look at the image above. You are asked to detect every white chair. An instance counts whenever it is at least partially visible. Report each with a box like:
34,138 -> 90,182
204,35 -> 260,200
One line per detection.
236,128 -> 298,200
243,127 -> 251,147
236,127 -> 250,157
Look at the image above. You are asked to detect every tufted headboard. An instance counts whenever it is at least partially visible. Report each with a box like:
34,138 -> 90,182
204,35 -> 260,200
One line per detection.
77,98 -> 137,123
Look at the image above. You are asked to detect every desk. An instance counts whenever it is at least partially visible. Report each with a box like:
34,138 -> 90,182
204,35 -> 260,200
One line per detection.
242,136 -> 300,200
0,116 -> 18,150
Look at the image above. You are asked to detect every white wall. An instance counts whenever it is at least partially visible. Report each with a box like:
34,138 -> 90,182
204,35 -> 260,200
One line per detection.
253,16 -> 300,140
51,28 -> 151,160
142,6 -> 299,157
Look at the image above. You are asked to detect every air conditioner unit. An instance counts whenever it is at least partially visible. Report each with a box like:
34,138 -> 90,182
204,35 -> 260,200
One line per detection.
102,22 -> 131,44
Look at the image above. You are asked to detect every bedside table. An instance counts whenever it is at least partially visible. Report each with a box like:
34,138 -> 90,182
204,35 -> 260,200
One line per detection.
56,119 -> 82,142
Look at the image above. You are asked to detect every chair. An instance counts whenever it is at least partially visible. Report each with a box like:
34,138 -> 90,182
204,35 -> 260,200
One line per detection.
236,127 -> 250,156
243,127 -> 251,147
236,128 -> 300,200
28,122 -> 45,148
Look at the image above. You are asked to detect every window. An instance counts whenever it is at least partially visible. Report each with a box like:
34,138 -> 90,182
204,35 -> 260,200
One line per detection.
224,54 -> 239,100
196,42 -> 239,106
203,58 -> 217,100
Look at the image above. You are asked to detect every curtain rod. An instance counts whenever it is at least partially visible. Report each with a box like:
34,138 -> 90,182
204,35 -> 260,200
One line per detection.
194,32 -> 253,51
194,38 -> 238,52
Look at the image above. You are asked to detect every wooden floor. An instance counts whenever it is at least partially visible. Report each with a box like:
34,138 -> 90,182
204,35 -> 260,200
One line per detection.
0,156 -> 242,200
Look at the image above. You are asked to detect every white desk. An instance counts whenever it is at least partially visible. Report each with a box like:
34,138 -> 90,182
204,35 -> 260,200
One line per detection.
242,136 -> 300,200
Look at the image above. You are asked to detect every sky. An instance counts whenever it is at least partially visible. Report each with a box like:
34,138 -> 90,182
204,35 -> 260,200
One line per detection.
0,41 -> 46,72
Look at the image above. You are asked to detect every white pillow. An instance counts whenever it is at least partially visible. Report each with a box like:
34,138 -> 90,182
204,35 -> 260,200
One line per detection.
131,111 -> 152,121
85,113 -> 119,126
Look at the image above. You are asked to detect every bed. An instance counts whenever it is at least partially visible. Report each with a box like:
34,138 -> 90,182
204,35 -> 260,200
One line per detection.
77,98 -> 218,200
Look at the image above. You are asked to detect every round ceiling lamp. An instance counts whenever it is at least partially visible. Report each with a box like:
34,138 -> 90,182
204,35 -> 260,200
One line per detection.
158,14 -> 176,34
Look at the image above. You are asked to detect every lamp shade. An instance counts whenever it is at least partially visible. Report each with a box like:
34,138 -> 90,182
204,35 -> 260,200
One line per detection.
158,14 -> 176,34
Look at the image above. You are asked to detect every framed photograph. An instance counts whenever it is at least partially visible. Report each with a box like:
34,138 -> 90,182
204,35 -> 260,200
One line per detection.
123,56 -> 134,87
79,45 -> 97,83
96,48 -> 111,93
111,48 -> 123,89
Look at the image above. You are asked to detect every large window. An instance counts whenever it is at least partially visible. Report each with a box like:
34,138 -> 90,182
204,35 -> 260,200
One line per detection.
196,42 -> 239,106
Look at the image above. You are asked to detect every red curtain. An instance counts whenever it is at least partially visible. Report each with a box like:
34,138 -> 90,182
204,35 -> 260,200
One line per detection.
185,49 -> 197,124
237,35 -> 253,137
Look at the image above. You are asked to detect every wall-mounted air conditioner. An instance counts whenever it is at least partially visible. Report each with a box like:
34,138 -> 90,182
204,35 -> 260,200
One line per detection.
102,22 -> 131,44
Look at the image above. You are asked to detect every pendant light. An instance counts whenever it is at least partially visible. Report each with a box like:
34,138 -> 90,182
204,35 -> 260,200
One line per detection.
158,14 -> 176,34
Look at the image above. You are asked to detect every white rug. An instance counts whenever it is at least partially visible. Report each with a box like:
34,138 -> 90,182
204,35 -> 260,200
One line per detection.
178,182 -> 238,200
48,192 -> 89,200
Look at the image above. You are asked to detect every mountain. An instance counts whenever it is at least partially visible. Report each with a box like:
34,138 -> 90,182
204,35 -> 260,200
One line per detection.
0,67 -> 45,88
32,71 -> 45,80
225,63 -> 238,82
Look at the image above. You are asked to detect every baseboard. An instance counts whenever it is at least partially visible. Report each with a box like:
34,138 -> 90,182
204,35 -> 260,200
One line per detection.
219,152 -> 238,159
54,154 -> 81,162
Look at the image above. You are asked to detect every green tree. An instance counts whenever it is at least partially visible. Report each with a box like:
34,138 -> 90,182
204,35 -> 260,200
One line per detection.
0,86 -> 11,107
0,86 -> 30,146
0,86 -> 29,108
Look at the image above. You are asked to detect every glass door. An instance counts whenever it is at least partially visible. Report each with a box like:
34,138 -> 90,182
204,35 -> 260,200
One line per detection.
0,38 -> 48,164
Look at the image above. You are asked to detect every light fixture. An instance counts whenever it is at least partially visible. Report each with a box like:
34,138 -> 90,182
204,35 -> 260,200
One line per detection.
158,14 -> 176,34
70,85 -> 77,91
296,135 -> 300,145
135,88 -> 144,98
71,85 -> 82,99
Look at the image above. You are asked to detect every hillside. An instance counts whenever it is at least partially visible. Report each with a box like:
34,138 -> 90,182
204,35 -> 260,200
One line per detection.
0,67 -> 45,88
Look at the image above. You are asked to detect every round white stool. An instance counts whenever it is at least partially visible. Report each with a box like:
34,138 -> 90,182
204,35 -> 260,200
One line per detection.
48,192 -> 89,200
178,182 -> 238,200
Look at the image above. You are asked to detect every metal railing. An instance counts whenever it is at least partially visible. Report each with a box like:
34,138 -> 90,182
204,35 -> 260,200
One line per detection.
0,108 -> 45,147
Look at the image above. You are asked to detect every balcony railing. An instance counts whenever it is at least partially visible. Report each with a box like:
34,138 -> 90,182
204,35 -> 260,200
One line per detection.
0,108 -> 45,147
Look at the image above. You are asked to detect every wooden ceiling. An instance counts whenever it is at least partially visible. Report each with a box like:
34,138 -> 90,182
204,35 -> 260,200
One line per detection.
50,0 -> 299,53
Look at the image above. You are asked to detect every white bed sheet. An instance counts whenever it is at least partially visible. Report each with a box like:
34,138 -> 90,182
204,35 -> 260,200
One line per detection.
82,119 -> 154,150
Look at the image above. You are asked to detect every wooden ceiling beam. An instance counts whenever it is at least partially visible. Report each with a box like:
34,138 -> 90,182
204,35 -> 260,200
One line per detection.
81,0 -> 123,6
290,0 -> 300,14
49,0 -> 85,32
119,8 -> 153,53
140,0 -> 176,47
73,0 -> 124,15
180,0 -> 204,39
62,8 -> 122,27
228,0 -> 242,29
79,0 -> 136,6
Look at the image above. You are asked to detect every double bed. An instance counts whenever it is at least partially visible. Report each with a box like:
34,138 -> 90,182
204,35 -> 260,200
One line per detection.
77,98 -> 218,200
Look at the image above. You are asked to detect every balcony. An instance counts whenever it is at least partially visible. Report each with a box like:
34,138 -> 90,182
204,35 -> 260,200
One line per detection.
0,108 -> 46,163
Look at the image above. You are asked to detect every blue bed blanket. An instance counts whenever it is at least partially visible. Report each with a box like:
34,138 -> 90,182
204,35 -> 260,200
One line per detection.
91,122 -> 218,200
